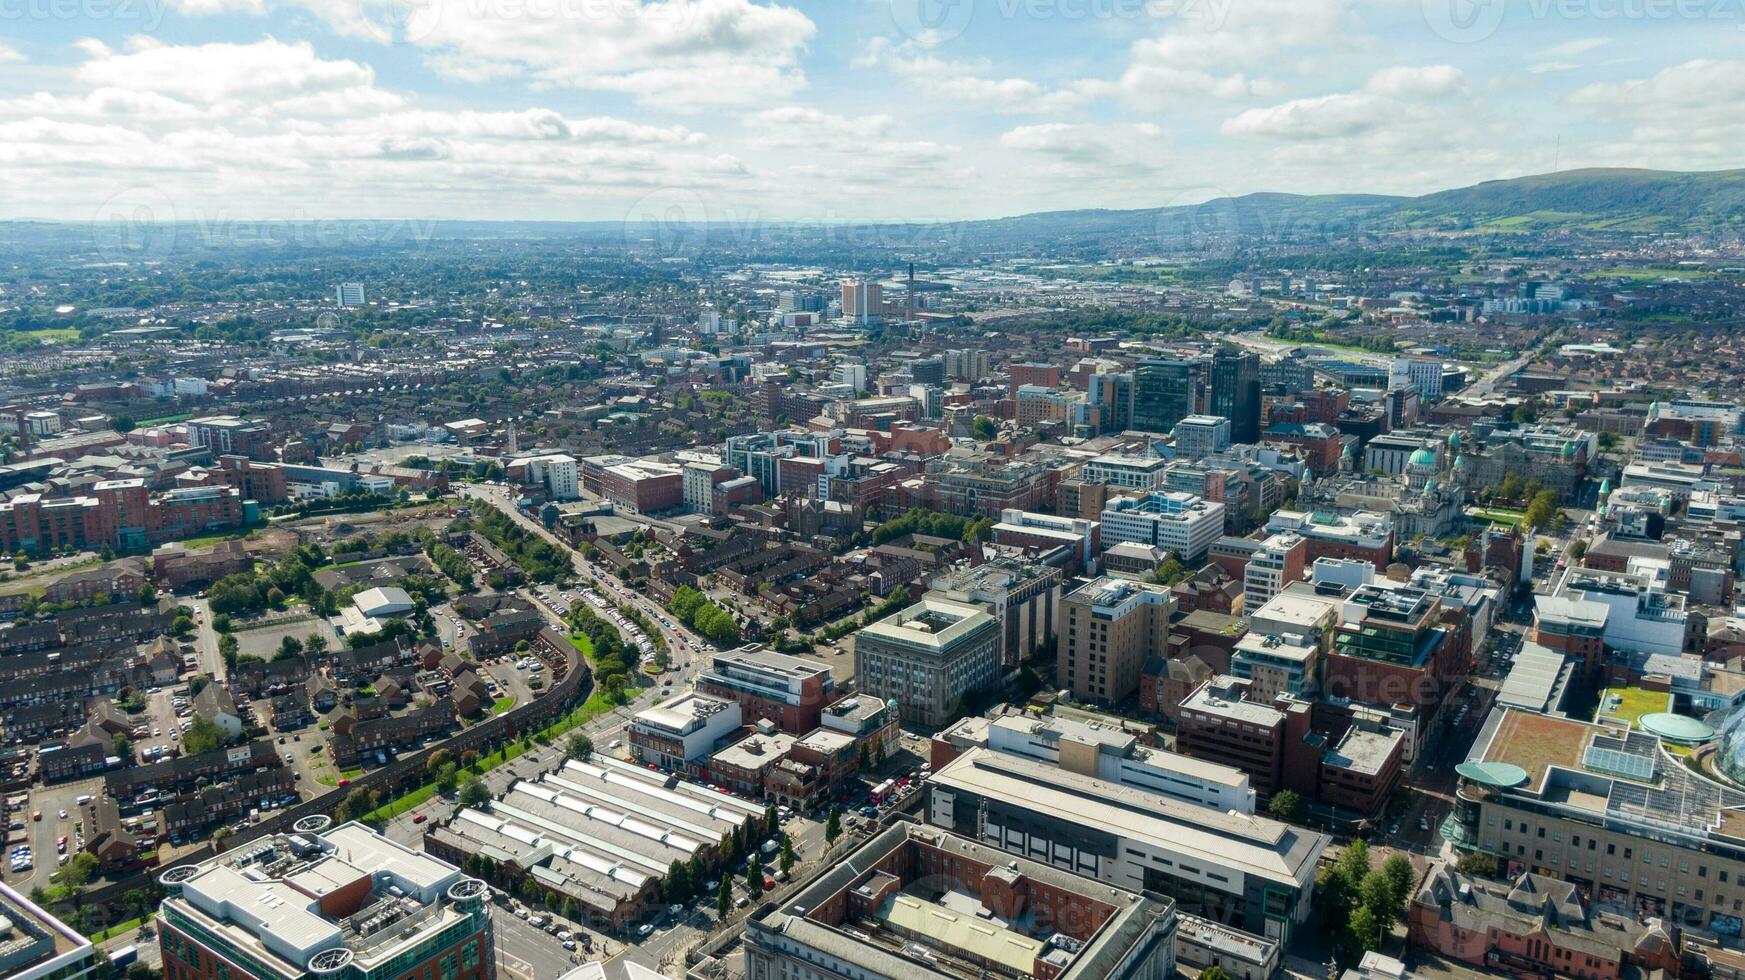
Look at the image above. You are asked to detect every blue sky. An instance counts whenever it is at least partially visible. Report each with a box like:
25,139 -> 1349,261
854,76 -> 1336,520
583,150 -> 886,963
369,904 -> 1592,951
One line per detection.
0,0 -> 1739,222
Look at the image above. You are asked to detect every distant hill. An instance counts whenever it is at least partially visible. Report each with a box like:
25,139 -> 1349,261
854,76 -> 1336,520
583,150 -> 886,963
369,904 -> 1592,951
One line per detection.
959,168 -> 1745,248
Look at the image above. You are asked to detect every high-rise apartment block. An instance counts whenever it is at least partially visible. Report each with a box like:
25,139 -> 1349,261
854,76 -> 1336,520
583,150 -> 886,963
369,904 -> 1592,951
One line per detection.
1059,577 -> 1176,704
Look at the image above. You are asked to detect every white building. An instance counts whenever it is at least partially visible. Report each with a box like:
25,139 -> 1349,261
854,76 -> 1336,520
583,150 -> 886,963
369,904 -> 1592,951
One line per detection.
1243,532 -> 1304,610
629,693 -> 742,770
1083,452 -> 1171,491
1173,415 -> 1233,461
928,747 -> 1328,944
514,453 -> 579,501
335,282 -> 365,307
1389,357 -> 1444,399
1100,492 -> 1225,562
831,361 -> 868,393
980,712 -> 1256,813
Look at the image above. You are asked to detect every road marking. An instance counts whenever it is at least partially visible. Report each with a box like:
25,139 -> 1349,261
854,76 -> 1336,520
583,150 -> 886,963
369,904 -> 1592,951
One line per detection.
497,950 -> 535,980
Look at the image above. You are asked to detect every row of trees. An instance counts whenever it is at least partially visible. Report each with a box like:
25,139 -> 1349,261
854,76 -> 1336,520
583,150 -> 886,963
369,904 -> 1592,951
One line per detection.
570,604 -> 636,702
205,544 -> 332,616
1314,839 -> 1417,962
668,585 -> 742,648
469,508 -> 574,584
870,507 -> 994,546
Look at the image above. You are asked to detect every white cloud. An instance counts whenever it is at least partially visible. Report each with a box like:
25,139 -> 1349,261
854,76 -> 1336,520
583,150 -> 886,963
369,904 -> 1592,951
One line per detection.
0,37 -> 746,220
292,0 -> 817,111
854,37 -> 1082,113
1563,59 -> 1745,170
165,0 -> 267,14
1363,65 -> 1466,99
1222,66 -> 1466,140
999,122 -> 1170,178
1062,0 -> 1362,110
0,43 -> 23,64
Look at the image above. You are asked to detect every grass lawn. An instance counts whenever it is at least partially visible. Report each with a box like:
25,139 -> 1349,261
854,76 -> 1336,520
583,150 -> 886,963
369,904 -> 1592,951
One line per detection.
569,632 -> 595,659
176,529 -> 255,550
365,783 -> 438,822
88,916 -> 144,942
1596,686 -> 1671,727
1472,508 -> 1527,528
492,696 -> 516,714
12,327 -> 81,344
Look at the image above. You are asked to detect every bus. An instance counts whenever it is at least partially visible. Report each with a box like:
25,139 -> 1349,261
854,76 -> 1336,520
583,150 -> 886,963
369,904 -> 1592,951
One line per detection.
869,779 -> 895,806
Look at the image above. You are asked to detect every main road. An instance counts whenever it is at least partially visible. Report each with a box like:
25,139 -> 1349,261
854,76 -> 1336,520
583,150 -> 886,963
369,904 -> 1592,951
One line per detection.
456,483 -> 709,669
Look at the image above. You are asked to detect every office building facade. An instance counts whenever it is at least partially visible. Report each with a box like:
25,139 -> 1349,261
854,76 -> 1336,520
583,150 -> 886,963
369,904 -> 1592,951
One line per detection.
854,597 -> 1000,728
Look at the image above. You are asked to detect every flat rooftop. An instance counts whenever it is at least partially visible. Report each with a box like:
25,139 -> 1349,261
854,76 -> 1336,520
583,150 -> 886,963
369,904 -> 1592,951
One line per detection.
752,819 -> 1176,980
931,748 -> 1326,889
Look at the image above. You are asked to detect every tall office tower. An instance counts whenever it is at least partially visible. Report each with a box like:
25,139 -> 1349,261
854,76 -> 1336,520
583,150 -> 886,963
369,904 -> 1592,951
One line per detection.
334,282 -> 365,307
841,279 -> 884,324
1086,372 -> 1134,434
1211,348 -> 1262,443
1132,359 -> 1199,434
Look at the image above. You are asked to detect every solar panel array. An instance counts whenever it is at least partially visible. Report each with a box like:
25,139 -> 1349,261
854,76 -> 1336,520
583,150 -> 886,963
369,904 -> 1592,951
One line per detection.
1583,744 -> 1655,782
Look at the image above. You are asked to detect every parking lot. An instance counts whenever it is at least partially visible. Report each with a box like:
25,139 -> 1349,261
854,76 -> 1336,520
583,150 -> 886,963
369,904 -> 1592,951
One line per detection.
232,615 -> 340,662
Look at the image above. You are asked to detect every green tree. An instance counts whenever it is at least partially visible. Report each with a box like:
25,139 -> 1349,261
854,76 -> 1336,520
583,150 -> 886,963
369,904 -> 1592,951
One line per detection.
137,583 -> 157,605
972,415 -> 997,440
667,860 -> 691,902
55,852 -> 99,888
304,633 -> 329,655
824,807 -> 841,845
183,715 -> 226,755
277,635 -> 304,660
1200,968 -> 1232,980
1381,853 -> 1416,911
435,762 -> 460,794
1359,869 -> 1399,930
717,875 -> 733,918
1523,489 -> 1559,530
171,614 -> 195,637
459,774 -> 490,808
1344,904 -> 1381,960
1266,789 -> 1305,823
1335,839 -> 1371,891
566,732 -> 594,761
780,836 -> 795,874
112,733 -> 132,760
765,804 -> 779,837
746,853 -> 764,898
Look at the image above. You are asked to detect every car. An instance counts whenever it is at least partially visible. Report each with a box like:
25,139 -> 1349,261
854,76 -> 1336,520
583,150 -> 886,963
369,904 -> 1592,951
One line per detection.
513,908 -> 529,919
338,779 -> 351,788
636,924 -> 653,938
562,940 -> 578,951
1420,817 -> 1431,832
30,811 -> 39,822
55,836 -> 65,849
413,814 -> 427,824
57,809 -> 66,819
556,930 -> 572,942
